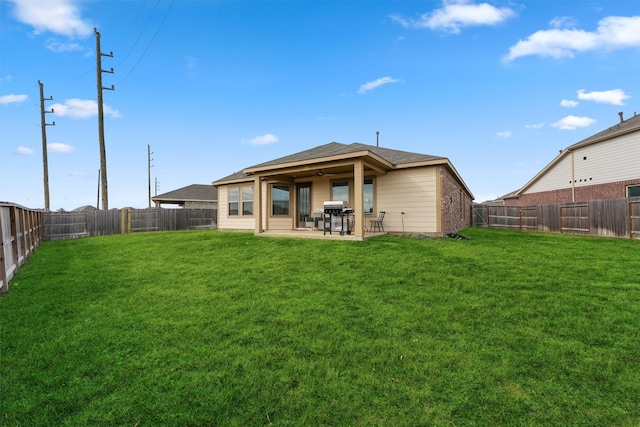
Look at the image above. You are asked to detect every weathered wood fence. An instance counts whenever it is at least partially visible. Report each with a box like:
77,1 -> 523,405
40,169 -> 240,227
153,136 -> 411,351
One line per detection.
473,198 -> 640,239
44,208 -> 217,241
1,203 -> 44,293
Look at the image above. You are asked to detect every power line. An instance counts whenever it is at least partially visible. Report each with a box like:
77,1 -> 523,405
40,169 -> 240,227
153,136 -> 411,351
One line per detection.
116,0 -> 175,86
114,0 -> 160,69
114,0 -> 149,53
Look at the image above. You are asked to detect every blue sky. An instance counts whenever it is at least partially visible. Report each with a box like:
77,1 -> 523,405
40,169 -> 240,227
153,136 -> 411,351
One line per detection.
1,0 -> 639,210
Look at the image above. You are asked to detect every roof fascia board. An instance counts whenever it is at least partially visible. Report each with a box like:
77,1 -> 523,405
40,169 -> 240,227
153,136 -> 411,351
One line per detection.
515,149 -> 569,196
393,158 -> 448,169
212,177 -> 253,186
244,150 -> 393,174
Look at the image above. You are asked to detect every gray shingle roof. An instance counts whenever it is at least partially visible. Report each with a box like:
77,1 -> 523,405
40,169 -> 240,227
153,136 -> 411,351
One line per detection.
246,142 -> 445,170
153,184 -> 217,202
568,113 -> 640,150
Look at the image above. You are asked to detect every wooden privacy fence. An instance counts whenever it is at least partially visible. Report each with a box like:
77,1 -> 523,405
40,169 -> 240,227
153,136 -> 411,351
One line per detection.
473,198 -> 640,239
45,208 -> 217,241
1,203 -> 44,293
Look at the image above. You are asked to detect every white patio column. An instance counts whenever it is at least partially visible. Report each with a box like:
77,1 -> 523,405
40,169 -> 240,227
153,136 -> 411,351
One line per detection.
254,175 -> 262,234
353,160 -> 364,237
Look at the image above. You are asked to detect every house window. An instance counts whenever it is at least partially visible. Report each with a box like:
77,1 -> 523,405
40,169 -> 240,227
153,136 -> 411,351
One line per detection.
364,178 -> 374,214
628,185 -> 640,198
228,186 -> 253,216
272,185 -> 290,216
228,187 -> 239,216
242,186 -> 254,215
332,180 -> 349,203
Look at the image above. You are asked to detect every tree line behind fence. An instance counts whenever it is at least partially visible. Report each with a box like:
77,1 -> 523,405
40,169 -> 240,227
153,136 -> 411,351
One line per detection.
44,208 -> 217,241
473,198 -> 640,239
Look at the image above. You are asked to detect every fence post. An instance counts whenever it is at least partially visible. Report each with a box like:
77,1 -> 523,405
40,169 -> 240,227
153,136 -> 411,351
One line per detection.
0,214 -> 7,294
519,206 -> 523,230
630,201 -> 633,239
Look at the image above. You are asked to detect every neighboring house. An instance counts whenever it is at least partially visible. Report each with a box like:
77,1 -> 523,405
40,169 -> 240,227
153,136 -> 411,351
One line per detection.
503,113 -> 640,206
212,142 -> 474,238
152,184 -> 218,209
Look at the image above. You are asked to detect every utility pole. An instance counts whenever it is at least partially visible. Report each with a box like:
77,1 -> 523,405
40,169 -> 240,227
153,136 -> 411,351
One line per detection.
148,144 -> 154,208
97,169 -> 101,210
38,81 -> 55,212
95,27 -> 114,210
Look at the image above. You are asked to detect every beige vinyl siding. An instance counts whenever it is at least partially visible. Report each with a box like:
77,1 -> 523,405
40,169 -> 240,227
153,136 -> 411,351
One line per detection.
269,217 -> 293,230
310,177 -> 332,211
376,168 -> 438,233
573,135 -> 640,185
218,184 -> 255,230
525,133 -> 639,195
526,154 -> 573,194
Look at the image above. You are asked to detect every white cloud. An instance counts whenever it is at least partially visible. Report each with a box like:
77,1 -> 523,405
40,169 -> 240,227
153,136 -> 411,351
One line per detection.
17,146 -> 34,155
560,99 -> 579,107
9,0 -> 92,38
497,131 -> 512,138
358,76 -> 400,94
0,94 -> 28,104
45,38 -> 83,53
51,98 -> 121,119
390,0 -> 515,34
551,115 -> 596,130
48,143 -> 75,153
248,133 -> 278,146
525,122 -> 544,129
549,16 -> 577,29
577,88 -> 630,105
505,15 -> 640,61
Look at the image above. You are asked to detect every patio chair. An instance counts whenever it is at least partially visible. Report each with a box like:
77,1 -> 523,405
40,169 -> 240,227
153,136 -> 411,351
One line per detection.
369,211 -> 385,232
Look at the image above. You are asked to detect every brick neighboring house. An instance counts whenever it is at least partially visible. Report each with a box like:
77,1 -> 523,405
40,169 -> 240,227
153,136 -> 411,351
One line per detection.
152,184 -> 218,209
503,113 -> 640,206
212,141 -> 474,238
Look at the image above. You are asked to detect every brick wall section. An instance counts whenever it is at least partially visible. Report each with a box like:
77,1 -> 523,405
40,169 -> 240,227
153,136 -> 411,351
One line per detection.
440,167 -> 473,233
504,179 -> 640,206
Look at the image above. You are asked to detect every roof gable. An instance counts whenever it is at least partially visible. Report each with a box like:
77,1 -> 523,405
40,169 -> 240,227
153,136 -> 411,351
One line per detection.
504,113 -> 640,199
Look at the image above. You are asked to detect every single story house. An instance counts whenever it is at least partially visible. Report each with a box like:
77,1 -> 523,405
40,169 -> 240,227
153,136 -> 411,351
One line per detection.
503,112 -> 640,206
212,142 -> 474,238
152,184 -> 218,209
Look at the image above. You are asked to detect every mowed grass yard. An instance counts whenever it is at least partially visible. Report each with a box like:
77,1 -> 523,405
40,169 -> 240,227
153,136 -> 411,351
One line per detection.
1,228 -> 639,426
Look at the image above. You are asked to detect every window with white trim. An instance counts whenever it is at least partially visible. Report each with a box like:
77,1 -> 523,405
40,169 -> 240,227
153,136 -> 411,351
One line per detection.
628,184 -> 640,198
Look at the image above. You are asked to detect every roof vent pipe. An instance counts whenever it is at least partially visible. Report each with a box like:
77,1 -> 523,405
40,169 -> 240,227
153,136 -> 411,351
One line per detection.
618,112 -> 624,122
376,131 -> 379,147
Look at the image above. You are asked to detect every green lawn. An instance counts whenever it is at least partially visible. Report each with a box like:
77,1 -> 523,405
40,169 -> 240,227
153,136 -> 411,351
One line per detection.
1,228 -> 639,426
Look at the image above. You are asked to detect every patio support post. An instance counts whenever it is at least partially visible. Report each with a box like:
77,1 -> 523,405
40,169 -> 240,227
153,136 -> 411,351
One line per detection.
353,160 -> 364,237
254,175 -> 263,234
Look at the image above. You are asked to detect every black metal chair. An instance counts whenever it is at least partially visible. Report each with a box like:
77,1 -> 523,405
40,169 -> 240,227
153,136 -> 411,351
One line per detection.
369,211 -> 385,232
